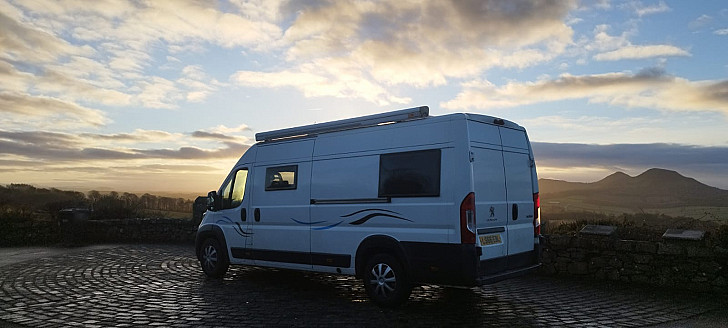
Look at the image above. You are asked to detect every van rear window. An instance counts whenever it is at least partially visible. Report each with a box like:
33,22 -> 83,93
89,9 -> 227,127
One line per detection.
378,149 -> 440,197
265,165 -> 297,191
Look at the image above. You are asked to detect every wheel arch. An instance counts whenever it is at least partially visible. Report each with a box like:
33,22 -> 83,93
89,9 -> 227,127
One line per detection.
355,235 -> 408,279
195,224 -> 229,262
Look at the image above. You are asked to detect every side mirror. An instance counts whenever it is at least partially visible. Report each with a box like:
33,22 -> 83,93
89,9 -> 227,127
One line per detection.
207,191 -> 222,211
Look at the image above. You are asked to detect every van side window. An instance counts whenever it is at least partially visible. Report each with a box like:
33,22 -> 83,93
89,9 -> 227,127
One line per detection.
265,165 -> 298,191
222,168 -> 248,209
379,149 -> 441,197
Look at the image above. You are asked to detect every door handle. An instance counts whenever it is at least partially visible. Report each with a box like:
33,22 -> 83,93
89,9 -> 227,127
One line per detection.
254,208 -> 260,222
241,209 -> 247,221
512,204 -> 518,220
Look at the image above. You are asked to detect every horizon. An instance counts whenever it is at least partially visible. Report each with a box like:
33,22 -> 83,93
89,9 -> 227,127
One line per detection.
8,166 -> 726,199
1,1 -> 727,192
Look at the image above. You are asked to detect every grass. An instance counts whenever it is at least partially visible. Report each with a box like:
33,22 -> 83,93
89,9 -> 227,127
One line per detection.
542,201 -> 728,223
542,210 -> 728,245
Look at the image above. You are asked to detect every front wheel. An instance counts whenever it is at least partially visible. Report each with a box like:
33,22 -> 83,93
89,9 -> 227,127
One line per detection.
363,254 -> 412,307
199,238 -> 229,278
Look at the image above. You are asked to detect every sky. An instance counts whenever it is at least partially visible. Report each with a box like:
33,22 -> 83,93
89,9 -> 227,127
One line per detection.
1,0 -> 727,195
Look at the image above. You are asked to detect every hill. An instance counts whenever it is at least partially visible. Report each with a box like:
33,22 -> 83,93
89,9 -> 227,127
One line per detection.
540,168 -> 728,217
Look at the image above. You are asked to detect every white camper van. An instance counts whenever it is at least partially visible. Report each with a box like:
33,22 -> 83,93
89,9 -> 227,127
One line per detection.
196,106 -> 541,306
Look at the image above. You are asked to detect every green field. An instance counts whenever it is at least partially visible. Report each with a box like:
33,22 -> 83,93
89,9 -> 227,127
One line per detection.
543,200 -> 728,223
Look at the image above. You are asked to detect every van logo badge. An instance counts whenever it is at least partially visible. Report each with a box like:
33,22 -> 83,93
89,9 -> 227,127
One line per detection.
489,206 -> 495,217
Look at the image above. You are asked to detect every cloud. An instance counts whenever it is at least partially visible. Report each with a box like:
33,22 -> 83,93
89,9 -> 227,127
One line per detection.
0,124 -> 254,192
689,14 -> 713,30
623,1 -> 670,17
441,68 -> 728,115
178,65 -> 223,103
0,0 -> 283,120
532,142 -> 728,188
232,0 -> 577,105
204,124 -> 252,134
715,28 -> 728,35
192,131 -> 250,145
11,0 -> 282,51
33,67 -> 133,106
134,77 -> 182,109
582,25 -> 688,62
231,66 -> 412,105
0,59 -> 32,93
0,10 -> 93,63
0,92 -> 109,127
593,45 -> 690,61
78,130 -> 183,145
0,129 -> 249,162
584,24 -> 631,53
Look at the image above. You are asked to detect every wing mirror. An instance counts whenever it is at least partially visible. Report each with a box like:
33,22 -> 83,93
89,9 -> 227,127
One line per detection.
207,190 -> 222,211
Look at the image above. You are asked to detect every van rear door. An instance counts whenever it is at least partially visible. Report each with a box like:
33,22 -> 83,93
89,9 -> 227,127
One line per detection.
469,120 -> 536,273
468,121 -> 508,263
499,127 -> 536,257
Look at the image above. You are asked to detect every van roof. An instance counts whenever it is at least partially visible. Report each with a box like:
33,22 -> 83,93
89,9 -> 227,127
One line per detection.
255,106 -> 523,143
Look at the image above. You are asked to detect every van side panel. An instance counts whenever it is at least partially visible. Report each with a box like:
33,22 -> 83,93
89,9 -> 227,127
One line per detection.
248,140 -> 314,270
309,118 -> 457,274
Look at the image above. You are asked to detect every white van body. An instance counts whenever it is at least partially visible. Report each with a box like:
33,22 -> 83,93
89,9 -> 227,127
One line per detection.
196,106 -> 541,306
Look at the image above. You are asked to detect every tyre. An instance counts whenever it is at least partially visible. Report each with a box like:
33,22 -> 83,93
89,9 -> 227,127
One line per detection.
199,238 -> 229,278
363,254 -> 412,307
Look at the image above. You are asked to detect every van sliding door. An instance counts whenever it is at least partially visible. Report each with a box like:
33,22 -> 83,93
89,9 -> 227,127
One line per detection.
248,140 -> 314,270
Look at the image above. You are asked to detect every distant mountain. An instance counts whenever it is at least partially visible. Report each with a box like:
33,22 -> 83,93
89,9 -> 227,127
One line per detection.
540,168 -> 728,209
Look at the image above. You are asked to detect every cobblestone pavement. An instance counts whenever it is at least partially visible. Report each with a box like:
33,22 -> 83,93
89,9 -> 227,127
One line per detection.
0,245 -> 722,327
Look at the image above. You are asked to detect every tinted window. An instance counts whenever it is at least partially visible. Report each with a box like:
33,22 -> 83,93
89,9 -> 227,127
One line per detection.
265,165 -> 297,191
222,168 -> 248,209
379,149 -> 440,197
230,169 -> 248,208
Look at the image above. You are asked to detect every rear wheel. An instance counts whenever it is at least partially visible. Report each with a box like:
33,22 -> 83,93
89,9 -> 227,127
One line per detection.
199,238 -> 229,278
363,254 -> 412,307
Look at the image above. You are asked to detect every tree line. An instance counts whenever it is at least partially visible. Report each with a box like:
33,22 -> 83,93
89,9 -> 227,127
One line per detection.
0,184 -> 194,220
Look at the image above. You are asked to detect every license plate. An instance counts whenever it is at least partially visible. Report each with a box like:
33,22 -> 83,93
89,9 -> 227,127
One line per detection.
479,234 -> 502,246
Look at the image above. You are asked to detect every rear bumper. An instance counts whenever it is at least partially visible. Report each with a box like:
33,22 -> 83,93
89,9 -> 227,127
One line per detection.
401,238 -> 542,287
477,235 -> 543,285
401,242 -> 482,286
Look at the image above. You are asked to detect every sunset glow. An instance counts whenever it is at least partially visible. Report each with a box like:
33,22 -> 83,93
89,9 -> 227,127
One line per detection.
1,0 -> 727,193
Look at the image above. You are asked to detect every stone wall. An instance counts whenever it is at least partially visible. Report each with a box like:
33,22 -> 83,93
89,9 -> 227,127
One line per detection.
77,218 -> 197,244
540,234 -> 728,293
62,218 -> 728,293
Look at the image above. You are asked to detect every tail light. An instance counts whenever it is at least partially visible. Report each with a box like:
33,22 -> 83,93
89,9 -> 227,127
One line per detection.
460,192 -> 476,244
533,192 -> 541,236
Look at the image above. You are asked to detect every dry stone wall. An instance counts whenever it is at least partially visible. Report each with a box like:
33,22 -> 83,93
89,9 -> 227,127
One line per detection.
540,234 -> 728,293
76,218 -> 197,244
64,217 -> 728,293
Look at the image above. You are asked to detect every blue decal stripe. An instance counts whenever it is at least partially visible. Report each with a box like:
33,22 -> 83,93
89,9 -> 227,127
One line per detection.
217,216 -> 252,236
290,218 -> 327,225
340,208 -> 400,218
312,221 -> 344,230
349,213 -> 412,225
